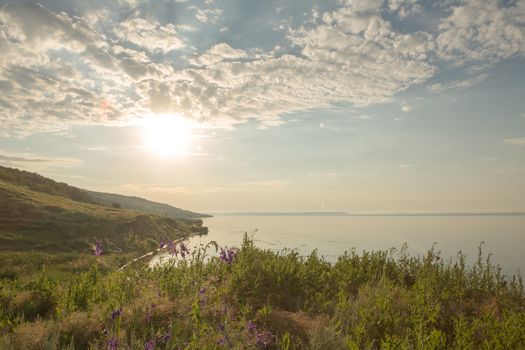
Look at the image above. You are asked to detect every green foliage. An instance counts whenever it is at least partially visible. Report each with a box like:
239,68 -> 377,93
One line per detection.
0,165 -> 94,203
0,165 -> 208,253
86,190 -> 210,220
0,165 -> 208,220
63,267 -> 101,312
0,237 -> 524,349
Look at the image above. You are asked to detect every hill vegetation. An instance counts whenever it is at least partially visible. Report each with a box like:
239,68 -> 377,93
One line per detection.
0,166 -> 208,220
0,237 -> 523,349
0,166 -> 94,204
0,166 -> 207,252
86,190 -> 211,220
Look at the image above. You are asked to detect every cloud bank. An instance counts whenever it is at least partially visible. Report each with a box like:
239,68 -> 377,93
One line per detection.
0,0 -> 524,135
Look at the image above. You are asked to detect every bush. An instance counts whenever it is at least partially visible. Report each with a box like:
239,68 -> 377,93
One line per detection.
0,237 -> 524,349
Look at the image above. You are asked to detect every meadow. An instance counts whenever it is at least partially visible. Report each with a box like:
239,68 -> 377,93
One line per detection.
1,235 -> 524,349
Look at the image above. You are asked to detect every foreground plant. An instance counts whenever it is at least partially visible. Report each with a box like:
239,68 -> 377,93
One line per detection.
0,236 -> 523,349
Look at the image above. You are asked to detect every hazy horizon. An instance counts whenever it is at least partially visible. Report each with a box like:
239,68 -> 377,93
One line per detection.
206,211 -> 525,215
1,0 -> 524,213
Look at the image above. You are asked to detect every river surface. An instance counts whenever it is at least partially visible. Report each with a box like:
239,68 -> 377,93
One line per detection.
160,214 -> 525,275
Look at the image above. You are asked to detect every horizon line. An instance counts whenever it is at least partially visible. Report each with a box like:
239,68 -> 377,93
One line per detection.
204,211 -> 525,217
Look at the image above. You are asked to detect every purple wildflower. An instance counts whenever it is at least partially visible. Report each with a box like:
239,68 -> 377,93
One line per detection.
246,321 -> 257,333
145,313 -> 152,323
218,335 -> 230,347
255,331 -> 272,346
93,240 -> 102,256
145,304 -> 157,323
159,239 -> 167,249
111,308 -> 123,320
107,337 -> 118,350
179,242 -> 190,258
167,241 -> 178,256
156,332 -> 171,344
219,247 -> 236,265
199,287 -> 207,306
144,339 -> 155,350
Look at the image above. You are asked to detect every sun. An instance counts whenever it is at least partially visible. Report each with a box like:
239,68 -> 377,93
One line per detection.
142,113 -> 194,156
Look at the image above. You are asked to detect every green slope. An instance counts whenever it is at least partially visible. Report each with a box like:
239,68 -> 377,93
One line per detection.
0,166 -> 207,252
86,190 -> 211,220
0,165 -> 209,219
0,166 -> 95,204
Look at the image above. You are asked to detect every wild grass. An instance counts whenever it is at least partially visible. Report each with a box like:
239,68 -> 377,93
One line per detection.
0,236 -> 523,349
0,167 -> 207,252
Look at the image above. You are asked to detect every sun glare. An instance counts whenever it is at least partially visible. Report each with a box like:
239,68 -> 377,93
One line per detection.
142,114 -> 194,156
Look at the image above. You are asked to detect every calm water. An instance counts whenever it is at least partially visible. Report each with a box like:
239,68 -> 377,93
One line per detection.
182,214 -> 525,275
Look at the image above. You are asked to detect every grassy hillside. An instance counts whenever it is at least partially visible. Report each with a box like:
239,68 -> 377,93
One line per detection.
86,190 -> 211,220
0,165 -> 208,219
0,237 -> 523,349
0,166 -> 207,252
0,166 -> 94,204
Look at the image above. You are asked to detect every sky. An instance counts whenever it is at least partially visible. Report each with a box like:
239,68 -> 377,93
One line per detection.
0,0 -> 524,213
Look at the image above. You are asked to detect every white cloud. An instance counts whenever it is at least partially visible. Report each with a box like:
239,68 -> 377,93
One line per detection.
388,0 -> 423,19
117,183 -> 230,194
0,4 -> 179,135
247,180 -> 287,188
176,24 -> 197,32
118,0 -> 147,8
437,0 -> 525,64
307,172 -> 342,177
1,1 -> 525,136
504,137 -> 525,145
0,151 -> 81,169
494,167 -> 525,175
0,154 -> 48,163
0,4 -> 131,134
427,73 -> 489,93
190,6 -> 223,23
190,43 -> 247,66
148,1 -> 436,124
113,18 -> 185,53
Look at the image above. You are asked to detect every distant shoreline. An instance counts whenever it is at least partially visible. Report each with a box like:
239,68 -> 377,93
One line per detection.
205,211 -> 525,217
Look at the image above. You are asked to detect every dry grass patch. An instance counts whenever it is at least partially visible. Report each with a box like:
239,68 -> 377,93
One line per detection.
10,319 -> 52,350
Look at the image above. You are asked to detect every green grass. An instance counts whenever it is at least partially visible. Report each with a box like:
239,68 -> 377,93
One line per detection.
0,179 -> 205,252
0,165 -> 208,220
0,236 -> 523,349
85,190 -> 211,220
0,165 -> 208,253
0,166 -> 94,204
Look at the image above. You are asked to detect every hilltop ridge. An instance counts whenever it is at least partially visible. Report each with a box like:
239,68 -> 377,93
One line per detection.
0,165 -> 208,252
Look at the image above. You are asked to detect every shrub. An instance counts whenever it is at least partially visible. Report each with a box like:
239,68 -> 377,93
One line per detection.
0,237 -> 524,349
